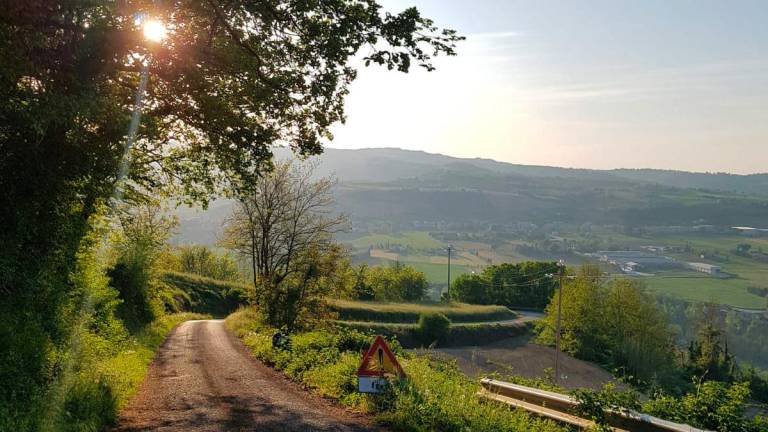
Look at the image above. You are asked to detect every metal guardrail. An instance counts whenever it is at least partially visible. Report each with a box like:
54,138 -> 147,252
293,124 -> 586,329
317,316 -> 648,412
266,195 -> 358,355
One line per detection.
479,378 -> 710,432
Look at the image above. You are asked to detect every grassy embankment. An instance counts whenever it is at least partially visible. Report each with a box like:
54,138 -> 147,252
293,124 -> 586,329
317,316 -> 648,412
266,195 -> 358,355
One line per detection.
47,312 -> 208,432
328,299 -> 528,348
45,271 -> 246,431
330,299 -> 516,323
225,308 -> 565,432
160,271 -> 252,316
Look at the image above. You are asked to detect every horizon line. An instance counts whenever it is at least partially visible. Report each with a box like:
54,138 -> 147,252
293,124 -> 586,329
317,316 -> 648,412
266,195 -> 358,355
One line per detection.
320,146 -> 767,177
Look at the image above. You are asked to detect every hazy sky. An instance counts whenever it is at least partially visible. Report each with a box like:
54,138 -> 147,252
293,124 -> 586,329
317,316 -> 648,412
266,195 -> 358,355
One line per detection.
329,0 -> 767,174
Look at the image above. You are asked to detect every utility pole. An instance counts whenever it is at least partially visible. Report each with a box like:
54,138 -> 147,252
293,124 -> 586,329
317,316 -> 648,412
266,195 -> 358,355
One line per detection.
554,260 -> 565,384
446,245 -> 452,300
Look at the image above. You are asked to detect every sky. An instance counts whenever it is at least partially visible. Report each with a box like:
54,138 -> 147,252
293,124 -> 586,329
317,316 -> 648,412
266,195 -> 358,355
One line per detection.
328,0 -> 768,174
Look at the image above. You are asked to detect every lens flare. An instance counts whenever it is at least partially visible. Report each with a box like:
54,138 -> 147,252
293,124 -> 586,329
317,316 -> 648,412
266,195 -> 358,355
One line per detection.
143,20 -> 167,43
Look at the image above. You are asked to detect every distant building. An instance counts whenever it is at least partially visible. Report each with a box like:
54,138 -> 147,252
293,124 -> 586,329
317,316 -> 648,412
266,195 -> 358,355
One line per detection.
732,226 -> 768,237
687,262 -> 722,275
597,250 -> 678,272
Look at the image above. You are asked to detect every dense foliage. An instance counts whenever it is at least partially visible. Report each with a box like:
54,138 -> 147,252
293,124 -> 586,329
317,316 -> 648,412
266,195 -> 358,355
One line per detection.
160,271 -> 251,317
643,381 -> 766,432
417,312 -> 451,346
574,382 -> 767,432
221,161 -> 350,329
536,265 -> 676,386
449,261 -> 559,309
172,245 -> 242,282
659,295 -> 768,371
362,262 -> 429,301
0,2 -> 458,427
225,308 -> 565,432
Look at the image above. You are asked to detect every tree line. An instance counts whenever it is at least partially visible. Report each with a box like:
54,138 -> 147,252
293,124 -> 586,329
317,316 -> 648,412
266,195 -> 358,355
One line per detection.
533,264 -> 767,431
449,261 -> 559,309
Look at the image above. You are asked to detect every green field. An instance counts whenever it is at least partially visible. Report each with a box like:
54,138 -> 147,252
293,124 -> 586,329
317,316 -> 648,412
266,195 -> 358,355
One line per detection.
643,271 -> 766,309
349,231 -> 444,250
565,230 -> 768,309
329,299 -> 516,323
407,261 -> 470,285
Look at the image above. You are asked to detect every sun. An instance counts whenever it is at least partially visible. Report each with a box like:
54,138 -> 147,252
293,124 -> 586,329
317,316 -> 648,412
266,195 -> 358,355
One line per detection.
143,20 -> 167,43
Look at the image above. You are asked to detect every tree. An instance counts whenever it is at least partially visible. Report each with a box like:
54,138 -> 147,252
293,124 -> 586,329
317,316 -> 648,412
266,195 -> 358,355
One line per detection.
536,265 -> 674,384
451,273 -> 487,304
108,201 -> 178,329
352,264 -> 375,300
175,245 -> 241,281
734,243 -> 752,257
603,279 -> 675,384
449,261 -> 559,309
365,262 -> 429,301
220,161 -> 348,328
536,264 -> 607,361
0,3 -> 460,427
686,303 -> 735,382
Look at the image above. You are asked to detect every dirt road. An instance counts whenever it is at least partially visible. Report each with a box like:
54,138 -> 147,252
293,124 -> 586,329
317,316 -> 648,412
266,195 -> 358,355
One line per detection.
114,320 -> 379,432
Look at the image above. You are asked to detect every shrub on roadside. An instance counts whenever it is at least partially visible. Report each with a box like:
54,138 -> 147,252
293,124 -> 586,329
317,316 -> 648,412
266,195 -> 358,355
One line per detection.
51,312 -> 208,432
225,308 -> 565,432
417,312 -> 450,346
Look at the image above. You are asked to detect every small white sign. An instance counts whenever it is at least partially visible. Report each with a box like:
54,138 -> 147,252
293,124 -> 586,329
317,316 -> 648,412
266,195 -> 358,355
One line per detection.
358,376 -> 388,394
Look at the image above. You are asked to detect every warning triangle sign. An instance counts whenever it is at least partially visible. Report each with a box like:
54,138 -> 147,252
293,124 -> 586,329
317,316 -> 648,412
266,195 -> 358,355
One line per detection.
356,335 -> 406,378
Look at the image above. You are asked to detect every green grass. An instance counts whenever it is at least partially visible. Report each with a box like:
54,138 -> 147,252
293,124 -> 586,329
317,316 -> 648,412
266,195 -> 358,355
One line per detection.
378,260 -> 470,285
411,261 -> 470,284
225,308 -> 564,432
643,271 -> 766,309
160,271 -> 252,316
335,320 -> 531,348
50,312 -> 209,432
329,299 -> 516,323
348,231 -> 444,250
555,230 -> 768,309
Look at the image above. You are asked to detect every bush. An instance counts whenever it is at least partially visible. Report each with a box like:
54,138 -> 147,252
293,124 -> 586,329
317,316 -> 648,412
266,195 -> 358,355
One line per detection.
366,263 -> 428,301
225,308 -> 565,432
417,313 -> 450,346
642,381 -> 766,432
58,378 -> 117,432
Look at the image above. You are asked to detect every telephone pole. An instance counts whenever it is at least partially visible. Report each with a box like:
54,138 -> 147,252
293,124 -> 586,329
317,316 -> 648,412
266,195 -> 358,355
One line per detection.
554,260 -> 565,384
446,245 -> 453,300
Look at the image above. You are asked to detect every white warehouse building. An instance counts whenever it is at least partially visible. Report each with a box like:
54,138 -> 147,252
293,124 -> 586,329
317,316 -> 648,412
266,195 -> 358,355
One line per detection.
687,262 -> 722,275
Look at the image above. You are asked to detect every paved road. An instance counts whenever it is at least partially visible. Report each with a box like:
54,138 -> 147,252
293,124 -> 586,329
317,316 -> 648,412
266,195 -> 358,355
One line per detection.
114,320 -> 379,432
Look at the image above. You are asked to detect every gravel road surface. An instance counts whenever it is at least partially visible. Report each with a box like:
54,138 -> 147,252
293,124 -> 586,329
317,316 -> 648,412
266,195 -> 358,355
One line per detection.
114,320 -> 379,432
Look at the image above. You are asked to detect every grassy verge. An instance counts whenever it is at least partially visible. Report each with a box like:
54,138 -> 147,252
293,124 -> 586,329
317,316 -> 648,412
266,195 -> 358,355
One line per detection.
330,299 -> 516,323
225,308 -> 564,432
160,271 -> 252,316
336,320 -> 531,348
49,312 -> 209,432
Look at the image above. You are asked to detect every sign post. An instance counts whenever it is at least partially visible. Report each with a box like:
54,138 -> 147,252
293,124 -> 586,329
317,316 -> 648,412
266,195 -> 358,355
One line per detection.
356,335 -> 405,393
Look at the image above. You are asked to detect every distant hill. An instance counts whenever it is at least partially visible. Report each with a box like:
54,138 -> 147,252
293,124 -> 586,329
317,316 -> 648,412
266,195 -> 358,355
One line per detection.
313,148 -> 768,195
175,148 -> 768,244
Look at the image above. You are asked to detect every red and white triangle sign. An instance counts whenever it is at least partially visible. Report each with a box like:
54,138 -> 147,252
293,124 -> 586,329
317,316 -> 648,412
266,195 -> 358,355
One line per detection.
356,335 -> 406,378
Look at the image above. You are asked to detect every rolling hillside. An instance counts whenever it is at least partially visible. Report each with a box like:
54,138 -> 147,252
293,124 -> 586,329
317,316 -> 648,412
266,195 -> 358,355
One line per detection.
174,148 -> 768,245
